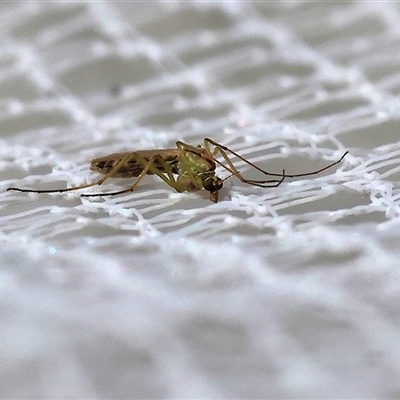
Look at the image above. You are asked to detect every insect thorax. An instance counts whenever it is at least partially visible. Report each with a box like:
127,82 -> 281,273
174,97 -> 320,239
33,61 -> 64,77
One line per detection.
177,150 -> 217,192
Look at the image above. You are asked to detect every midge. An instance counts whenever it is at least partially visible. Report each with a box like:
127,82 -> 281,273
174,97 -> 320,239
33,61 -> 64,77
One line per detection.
7,138 -> 348,203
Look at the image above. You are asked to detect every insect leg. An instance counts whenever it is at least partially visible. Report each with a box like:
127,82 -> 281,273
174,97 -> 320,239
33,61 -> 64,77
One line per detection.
201,139 -> 285,188
139,153 -> 184,192
204,138 -> 348,180
175,142 -> 204,190
81,154 -> 184,197
6,174 -> 111,194
6,152 -> 137,194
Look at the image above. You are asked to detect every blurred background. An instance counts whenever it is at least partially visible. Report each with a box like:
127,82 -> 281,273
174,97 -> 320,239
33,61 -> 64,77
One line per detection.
1,2 -> 400,398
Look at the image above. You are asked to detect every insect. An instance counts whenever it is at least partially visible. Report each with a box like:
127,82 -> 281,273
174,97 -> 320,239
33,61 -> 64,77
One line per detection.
7,138 -> 348,203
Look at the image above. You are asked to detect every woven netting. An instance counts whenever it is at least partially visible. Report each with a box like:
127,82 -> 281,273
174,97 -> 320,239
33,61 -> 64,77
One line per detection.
1,1 -> 400,398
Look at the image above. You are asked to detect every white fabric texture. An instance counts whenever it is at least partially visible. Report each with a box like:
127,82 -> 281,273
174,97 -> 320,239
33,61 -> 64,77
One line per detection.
1,2 -> 400,398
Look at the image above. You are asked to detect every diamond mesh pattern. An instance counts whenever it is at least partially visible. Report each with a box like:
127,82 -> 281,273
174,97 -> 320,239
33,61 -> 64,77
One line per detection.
1,2 -> 400,398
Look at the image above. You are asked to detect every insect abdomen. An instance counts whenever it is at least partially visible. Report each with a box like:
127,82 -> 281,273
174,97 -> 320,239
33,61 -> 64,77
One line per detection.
91,154 -> 179,178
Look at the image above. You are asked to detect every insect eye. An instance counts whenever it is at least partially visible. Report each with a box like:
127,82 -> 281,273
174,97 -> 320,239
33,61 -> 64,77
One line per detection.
203,176 -> 223,192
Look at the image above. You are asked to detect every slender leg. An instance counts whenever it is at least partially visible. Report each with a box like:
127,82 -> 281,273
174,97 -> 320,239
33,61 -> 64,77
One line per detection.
204,138 -> 348,180
200,139 -> 285,187
7,177 -> 105,194
175,142 -> 205,190
132,152 -> 181,189
82,154 -> 184,197
5,155 -> 133,194
175,140 -> 284,188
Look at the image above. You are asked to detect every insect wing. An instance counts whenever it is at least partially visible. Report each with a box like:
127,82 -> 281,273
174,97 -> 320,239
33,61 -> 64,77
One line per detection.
91,149 -> 180,178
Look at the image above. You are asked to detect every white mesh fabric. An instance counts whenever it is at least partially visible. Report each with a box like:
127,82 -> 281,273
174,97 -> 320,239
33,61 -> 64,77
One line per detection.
1,1 -> 400,398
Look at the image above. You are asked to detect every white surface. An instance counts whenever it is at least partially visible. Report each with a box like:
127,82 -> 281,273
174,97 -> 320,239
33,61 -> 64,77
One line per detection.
1,1 -> 400,398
